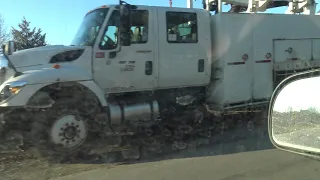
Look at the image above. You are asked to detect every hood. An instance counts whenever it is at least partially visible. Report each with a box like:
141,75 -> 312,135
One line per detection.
9,65 -> 92,85
8,45 -> 87,68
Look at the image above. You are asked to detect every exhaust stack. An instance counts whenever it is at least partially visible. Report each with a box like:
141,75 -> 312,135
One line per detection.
187,0 -> 193,8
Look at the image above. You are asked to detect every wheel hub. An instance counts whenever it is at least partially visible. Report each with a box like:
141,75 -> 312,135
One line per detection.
50,114 -> 87,149
64,126 -> 77,139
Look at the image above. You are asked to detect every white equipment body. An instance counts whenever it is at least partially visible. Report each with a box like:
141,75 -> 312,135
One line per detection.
207,12 -> 320,109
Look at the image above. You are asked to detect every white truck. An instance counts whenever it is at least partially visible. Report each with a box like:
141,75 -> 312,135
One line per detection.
0,0 -> 319,161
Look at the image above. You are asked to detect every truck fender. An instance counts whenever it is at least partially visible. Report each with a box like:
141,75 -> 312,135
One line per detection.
0,67 -> 108,107
77,81 -> 108,107
0,82 -> 55,107
0,81 -> 108,108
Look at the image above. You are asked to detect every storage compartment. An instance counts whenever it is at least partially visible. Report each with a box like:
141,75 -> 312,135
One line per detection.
207,13 -> 320,110
274,39 -> 312,63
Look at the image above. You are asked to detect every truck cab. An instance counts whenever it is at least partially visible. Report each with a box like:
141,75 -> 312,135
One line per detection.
3,5 -> 212,97
84,5 -> 211,94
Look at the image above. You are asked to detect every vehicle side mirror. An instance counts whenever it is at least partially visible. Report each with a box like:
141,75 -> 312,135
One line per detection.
269,69 -> 320,159
2,41 -> 16,55
119,4 -> 132,46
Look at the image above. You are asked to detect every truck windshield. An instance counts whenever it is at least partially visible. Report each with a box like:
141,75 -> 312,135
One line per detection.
71,8 -> 109,46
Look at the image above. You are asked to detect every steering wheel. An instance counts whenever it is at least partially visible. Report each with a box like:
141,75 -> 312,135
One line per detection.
102,35 -> 116,49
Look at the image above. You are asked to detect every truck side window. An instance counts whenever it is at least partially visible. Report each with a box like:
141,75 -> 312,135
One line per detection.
166,12 -> 198,43
99,10 -> 119,50
99,10 -> 148,49
131,10 -> 149,44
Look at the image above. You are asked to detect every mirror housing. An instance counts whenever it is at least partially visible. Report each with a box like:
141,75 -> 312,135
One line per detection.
2,41 -> 16,55
119,3 -> 132,46
268,69 -> 320,158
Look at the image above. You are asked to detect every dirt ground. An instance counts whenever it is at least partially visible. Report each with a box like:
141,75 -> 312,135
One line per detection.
0,115 -> 269,180
2,150 -> 142,180
0,150 -> 120,180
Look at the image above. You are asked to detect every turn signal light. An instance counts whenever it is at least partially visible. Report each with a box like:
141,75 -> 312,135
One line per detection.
53,64 -> 61,69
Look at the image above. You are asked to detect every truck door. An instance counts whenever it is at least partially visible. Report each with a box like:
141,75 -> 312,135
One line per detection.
92,7 -> 157,93
156,8 -> 211,88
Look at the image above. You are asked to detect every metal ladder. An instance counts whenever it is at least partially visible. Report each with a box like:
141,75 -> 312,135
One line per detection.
188,0 -> 317,14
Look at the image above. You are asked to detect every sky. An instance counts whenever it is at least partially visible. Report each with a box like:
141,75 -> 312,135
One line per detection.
273,76 -> 320,113
0,0 -> 319,45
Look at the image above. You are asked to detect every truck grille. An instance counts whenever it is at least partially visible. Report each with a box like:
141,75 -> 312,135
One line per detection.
0,67 -> 14,86
0,68 -> 7,85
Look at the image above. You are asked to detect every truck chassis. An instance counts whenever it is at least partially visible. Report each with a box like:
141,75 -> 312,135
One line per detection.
0,84 -> 268,163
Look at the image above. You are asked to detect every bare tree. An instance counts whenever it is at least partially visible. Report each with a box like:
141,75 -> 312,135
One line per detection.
0,14 -> 10,46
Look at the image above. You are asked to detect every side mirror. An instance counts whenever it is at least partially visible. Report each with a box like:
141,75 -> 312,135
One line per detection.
2,41 -> 16,55
269,69 -> 320,159
119,4 -> 132,46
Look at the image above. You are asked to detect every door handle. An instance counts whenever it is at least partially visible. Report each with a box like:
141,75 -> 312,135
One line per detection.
198,59 -> 204,72
145,61 -> 153,75
137,50 -> 152,53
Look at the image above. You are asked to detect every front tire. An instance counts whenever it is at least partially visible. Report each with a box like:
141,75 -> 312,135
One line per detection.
30,96 -> 100,162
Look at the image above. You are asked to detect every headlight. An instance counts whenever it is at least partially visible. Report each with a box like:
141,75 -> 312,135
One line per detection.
0,81 -> 27,101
